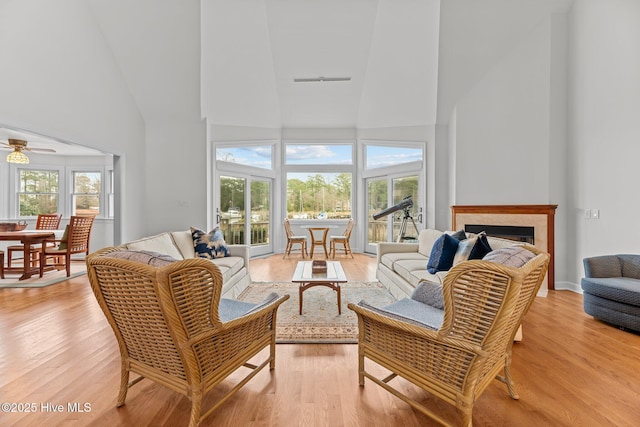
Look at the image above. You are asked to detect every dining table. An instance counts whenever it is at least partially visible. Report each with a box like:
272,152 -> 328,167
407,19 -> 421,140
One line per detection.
299,224 -> 338,259
0,230 -> 59,280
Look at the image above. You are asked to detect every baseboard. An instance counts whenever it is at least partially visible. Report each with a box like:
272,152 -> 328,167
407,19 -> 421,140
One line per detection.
554,281 -> 582,294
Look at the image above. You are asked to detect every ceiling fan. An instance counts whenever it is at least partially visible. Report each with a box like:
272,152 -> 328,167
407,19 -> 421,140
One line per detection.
1,138 -> 56,164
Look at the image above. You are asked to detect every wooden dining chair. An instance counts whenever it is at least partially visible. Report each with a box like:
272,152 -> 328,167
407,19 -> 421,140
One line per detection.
39,215 -> 95,277
283,218 -> 308,259
0,251 -> 4,279
7,213 -> 62,268
329,218 -> 354,258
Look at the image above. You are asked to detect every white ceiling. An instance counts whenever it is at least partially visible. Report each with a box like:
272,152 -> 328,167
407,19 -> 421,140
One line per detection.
9,0 -> 575,155
201,0 -> 441,128
92,0 -> 572,130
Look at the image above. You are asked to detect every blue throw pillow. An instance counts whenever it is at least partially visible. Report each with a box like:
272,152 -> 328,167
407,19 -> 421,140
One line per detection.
191,226 -> 229,259
427,234 -> 460,274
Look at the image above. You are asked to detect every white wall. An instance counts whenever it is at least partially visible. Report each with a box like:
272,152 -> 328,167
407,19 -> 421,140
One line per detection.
453,18 -> 552,205
449,16 -> 572,285
144,119 -> 208,235
0,0 -> 146,244
568,0 -> 640,283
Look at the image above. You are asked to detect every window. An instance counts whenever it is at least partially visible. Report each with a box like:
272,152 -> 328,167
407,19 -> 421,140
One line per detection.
216,145 -> 273,170
286,172 -> 352,220
72,171 -> 101,216
286,144 -> 352,165
107,170 -> 114,218
366,145 -> 423,169
18,169 -> 59,216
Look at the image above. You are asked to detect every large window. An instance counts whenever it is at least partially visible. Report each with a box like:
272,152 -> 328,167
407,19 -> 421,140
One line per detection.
18,169 -> 59,216
286,172 -> 352,219
284,142 -> 354,220
72,171 -> 101,216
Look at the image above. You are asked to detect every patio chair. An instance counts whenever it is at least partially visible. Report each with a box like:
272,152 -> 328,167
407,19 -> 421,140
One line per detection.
39,215 -> 94,277
86,248 -> 289,427
7,213 -> 62,268
348,244 -> 549,427
329,218 -> 354,258
283,218 -> 308,258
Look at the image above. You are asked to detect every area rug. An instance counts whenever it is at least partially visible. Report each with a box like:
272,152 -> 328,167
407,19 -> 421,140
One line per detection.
0,262 -> 87,288
237,281 -> 397,343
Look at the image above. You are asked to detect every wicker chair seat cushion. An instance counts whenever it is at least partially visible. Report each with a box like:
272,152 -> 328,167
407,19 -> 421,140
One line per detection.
581,277 -> 640,306
106,250 -> 178,267
358,299 -> 444,330
219,292 -> 282,322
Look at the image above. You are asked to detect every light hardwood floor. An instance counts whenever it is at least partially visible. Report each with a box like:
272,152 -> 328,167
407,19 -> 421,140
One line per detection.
1,254 -> 639,426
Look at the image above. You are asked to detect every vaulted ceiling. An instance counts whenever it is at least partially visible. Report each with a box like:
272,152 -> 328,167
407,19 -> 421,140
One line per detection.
87,0 -> 574,130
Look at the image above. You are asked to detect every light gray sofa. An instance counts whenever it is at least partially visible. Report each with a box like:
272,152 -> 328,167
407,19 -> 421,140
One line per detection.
120,230 -> 251,298
376,228 -> 520,299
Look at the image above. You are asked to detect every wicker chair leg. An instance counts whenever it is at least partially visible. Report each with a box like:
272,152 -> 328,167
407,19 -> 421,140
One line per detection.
460,410 -> 473,427
116,368 -> 129,407
188,392 -> 203,427
358,349 -> 365,386
497,352 -> 520,400
269,336 -> 276,370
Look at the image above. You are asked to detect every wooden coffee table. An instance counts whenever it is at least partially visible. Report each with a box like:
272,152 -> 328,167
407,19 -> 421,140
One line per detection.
292,261 -> 348,315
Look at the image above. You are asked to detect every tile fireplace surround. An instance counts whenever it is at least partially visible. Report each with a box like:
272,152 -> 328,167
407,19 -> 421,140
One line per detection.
451,205 -> 557,292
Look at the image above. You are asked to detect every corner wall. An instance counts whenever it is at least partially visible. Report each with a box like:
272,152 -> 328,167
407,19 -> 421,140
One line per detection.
568,0 -> 640,283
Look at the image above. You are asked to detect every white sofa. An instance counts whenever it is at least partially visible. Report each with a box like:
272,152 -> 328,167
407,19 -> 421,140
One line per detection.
120,230 -> 251,298
377,228 -> 519,299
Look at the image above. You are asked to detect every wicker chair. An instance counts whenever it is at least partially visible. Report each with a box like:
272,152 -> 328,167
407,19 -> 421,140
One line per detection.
7,213 -> 62,268
348,244 -> 549,427
86,247 -> 289,427
283,218 -> 308,258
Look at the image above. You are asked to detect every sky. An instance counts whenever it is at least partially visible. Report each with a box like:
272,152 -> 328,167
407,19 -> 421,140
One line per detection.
216,144 -> 422,170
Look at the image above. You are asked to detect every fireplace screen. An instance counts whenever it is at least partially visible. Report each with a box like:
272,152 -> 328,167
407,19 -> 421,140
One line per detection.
464,225 -> 534,244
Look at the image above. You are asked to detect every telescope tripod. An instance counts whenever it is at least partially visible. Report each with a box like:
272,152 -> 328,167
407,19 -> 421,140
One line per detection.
397,207 -> 419,242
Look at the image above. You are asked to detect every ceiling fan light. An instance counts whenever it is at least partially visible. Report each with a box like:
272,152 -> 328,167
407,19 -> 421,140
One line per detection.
7,149 -> 29,164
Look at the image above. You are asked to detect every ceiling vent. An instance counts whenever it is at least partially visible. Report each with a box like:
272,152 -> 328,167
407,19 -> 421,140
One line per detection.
293,76 -> 351,83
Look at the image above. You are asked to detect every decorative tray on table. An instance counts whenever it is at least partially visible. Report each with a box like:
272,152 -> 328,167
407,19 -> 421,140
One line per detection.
312,260 -> 327,274
0,221 -> 28,232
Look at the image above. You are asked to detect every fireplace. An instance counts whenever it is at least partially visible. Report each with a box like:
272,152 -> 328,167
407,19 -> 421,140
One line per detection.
464,225 -> 535,244
451,205 -> 557,291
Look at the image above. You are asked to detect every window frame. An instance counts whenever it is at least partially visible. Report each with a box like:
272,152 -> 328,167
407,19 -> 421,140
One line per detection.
283,140 -> 356,222
14,166 -> 62,218
70,169 -> 103,217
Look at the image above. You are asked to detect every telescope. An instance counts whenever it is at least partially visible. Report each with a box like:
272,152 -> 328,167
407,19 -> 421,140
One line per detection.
373,196 -> 413,220
373,196 -> 418,242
